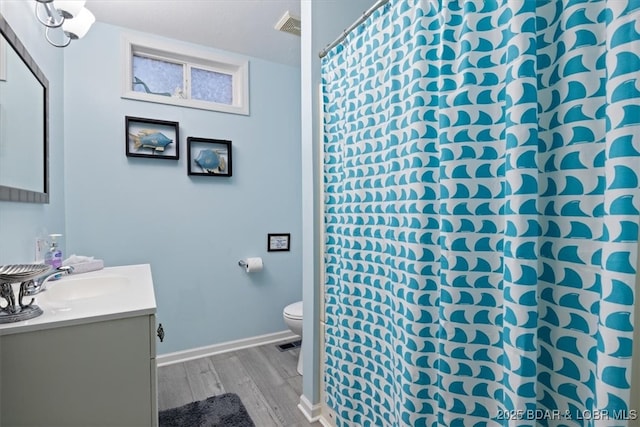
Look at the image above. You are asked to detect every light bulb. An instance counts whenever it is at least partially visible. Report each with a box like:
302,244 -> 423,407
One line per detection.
62,7 -> 95,40
53,0 -> 86,19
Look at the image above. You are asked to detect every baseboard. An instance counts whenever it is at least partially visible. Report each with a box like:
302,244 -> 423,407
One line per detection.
157,330 -> 297,367
298,394 -> 325,424
317,416 -> 334,427
298,394 -> 322,420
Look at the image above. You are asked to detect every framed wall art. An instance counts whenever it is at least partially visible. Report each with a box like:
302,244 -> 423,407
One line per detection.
268,233 -> 290,252
187,137 -> 232,177
125,116 -> 179,160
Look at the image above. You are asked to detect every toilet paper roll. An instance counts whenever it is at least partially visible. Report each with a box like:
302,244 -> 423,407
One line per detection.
244,257 -> 264,273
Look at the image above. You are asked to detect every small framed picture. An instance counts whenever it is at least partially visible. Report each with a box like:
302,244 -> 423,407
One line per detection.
187,137 -> 232,177
268,233 -> 290,252
125,116 -> 179,160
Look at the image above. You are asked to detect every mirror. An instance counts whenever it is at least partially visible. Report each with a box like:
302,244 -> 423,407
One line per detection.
0,14 -> 49,203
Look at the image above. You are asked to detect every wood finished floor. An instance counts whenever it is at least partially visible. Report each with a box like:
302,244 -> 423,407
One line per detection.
158,339 -> 321,427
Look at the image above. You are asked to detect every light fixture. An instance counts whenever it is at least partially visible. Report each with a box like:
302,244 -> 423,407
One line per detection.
34,0 -> 95,48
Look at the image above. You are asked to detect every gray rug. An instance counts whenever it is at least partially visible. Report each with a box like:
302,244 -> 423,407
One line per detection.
159,393 -> 255,427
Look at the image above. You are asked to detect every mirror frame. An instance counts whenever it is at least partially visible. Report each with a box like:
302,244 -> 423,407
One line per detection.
0,13 -> 49,203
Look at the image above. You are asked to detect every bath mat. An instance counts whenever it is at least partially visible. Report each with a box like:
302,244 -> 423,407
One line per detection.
159,393 -> 255,427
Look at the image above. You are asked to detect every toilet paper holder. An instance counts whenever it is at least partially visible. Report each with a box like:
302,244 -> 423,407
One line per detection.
238,257 -> 264,273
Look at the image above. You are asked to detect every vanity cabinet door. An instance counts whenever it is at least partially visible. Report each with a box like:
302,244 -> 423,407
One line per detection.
1,315 -> 155,427
150,314 -> 158,426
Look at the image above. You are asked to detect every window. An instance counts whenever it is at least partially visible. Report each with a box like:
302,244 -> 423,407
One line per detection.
122,35 -> 249,115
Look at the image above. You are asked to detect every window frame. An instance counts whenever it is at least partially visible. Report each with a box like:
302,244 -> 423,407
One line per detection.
122,34 -> 249,115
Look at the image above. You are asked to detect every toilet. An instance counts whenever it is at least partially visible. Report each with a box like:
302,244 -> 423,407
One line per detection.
283,301 -> 303,375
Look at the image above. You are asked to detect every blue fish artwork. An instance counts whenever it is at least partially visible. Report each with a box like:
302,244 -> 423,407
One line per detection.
195,149 -> 227,173
130,130 -> 174,153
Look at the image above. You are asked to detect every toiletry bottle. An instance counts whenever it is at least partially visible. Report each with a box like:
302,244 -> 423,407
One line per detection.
44,234 -> 63,270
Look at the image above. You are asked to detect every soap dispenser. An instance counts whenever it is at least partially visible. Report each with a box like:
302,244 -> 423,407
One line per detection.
44,234 -> 63,269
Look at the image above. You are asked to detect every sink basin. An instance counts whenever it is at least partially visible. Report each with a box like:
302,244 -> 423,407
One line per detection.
38,275 -> 129,303
0,264 -> 156,336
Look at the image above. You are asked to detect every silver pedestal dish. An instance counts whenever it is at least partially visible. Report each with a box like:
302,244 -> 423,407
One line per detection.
0,264 -> 51,323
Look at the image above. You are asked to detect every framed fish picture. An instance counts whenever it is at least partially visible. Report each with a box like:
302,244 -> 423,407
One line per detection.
187,137 -> 232,177
125,116 -> 179,160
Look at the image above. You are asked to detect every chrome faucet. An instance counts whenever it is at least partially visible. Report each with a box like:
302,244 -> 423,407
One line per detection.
23,266 -> 74,296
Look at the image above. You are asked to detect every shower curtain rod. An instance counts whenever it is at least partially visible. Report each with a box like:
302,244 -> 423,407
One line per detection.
318,0 -> 391,58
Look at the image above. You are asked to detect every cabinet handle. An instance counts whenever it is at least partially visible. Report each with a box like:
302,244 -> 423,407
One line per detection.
157,323 -> 165,342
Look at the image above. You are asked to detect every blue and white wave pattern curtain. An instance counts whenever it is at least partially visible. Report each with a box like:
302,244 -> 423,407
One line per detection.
322,0 -> 640,425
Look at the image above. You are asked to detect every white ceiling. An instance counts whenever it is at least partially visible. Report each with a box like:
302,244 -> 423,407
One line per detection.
84,0 -> 301,67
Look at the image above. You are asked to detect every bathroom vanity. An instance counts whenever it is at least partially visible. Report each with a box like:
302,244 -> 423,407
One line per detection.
0,264 -> 158,427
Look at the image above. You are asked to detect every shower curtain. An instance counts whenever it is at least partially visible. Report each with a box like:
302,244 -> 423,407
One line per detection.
322,0 -> 640,426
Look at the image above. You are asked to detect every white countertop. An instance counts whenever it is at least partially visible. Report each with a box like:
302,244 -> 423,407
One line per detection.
0,264 -> 157,336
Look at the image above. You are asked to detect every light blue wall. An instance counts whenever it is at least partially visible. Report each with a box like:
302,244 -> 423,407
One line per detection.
0,4 -> 302,357
0,3 -> 65,265
63,23 -> 302,354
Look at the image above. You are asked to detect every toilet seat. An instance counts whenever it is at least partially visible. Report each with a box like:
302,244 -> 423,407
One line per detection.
283,301 -> 303,320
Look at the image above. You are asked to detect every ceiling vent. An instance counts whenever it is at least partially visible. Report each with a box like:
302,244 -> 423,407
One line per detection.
275,11 -> 301,36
